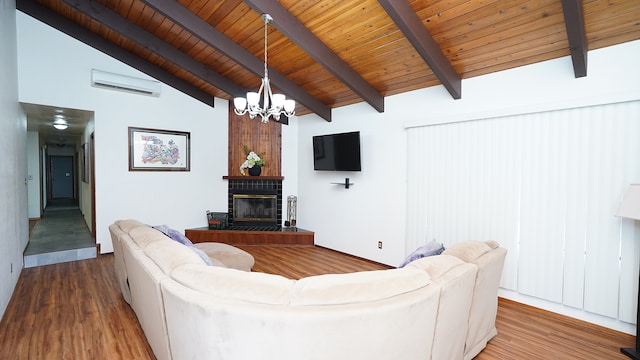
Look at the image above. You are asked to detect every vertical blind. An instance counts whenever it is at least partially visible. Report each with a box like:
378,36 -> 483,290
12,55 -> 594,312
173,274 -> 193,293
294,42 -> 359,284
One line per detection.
406,101 -> 640,322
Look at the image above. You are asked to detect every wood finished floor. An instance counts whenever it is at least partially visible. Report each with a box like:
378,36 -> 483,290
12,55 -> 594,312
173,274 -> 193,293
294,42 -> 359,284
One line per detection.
0,245 -> 635,359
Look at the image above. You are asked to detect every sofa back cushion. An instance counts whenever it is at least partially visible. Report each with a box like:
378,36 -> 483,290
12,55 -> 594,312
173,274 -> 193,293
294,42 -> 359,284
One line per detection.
126,226 -> 169,249
290,268 -> 432,306
162,267 -> 441,360
115,219 -> 147,234
406,253 -> 467,279
171,264 -> 295,305
143,238 -> 208,275
442,240 -> 492,262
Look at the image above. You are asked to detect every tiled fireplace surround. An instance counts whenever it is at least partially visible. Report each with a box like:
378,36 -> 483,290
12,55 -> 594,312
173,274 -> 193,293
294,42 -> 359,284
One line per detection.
227,178 -> 283,229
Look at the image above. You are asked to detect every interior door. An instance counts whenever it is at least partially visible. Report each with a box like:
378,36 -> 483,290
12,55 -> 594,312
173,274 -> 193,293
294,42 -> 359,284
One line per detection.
50,155 -> 74,199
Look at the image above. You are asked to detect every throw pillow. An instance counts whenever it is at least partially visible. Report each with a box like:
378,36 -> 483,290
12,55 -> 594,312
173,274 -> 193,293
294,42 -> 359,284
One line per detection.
151,224 -> 214,266
399,240 -> 445,268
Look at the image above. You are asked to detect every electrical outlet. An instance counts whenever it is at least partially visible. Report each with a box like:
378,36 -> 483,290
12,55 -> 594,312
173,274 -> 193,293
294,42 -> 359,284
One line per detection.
378,241 -> 383,249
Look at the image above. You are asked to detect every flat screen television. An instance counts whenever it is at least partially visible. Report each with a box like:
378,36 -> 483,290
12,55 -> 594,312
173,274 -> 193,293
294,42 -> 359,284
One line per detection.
313,131 -> 361,171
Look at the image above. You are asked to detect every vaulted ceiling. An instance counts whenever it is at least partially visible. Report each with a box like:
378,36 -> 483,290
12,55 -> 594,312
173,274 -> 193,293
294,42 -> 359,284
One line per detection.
17,0 -> 640,123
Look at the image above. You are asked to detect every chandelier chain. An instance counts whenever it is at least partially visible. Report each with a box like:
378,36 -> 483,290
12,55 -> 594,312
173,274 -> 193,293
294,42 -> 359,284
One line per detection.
264,17 -> 268,80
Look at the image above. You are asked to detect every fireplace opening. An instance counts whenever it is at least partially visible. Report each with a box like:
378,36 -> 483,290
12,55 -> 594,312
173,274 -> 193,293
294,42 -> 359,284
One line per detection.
232,194 -> 278,227
227,178 -> 282,230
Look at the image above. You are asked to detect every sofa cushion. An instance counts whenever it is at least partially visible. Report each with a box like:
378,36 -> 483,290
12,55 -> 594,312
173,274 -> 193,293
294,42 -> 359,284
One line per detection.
485,240 -> 499,249
143,239 -> 208,275
194,242 -> 254,271
406,253 -> 467,280
290,268 -> 432,306
127,226 -> 169,249
171,264 -> 295,305
442,241 -> 492,262
115,219 -> 147,233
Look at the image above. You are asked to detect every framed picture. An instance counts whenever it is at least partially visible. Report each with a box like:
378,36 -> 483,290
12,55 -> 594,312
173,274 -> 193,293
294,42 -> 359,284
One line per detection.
128,127 -> 190,171
81,142 -> 90,183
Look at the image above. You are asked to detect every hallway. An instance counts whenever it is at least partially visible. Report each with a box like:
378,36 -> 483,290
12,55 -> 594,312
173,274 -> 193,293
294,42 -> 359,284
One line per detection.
24,199 -> 96,267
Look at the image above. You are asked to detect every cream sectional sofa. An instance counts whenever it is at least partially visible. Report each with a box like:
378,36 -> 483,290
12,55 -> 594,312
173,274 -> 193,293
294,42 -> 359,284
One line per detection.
109,219 -> 506,360
442,241 -> 508,360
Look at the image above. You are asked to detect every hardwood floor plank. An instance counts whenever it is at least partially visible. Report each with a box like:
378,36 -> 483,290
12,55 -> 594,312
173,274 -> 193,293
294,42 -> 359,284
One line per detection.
238,245 -> 391,279
0,246 -> 635,359
478,298 -> 635,360
0,257 -> 155,360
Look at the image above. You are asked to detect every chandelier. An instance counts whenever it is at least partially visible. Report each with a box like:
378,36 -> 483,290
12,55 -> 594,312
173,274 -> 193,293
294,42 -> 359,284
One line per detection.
233,14 -> 295,123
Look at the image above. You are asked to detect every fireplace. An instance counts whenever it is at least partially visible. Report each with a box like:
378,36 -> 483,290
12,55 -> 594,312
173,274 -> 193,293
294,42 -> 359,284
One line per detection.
233,194 -> 277,224
227,178 -> 282,229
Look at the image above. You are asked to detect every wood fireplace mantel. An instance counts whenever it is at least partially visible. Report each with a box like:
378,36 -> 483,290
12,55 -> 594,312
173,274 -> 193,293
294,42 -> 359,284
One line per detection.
223,176 -> 284,181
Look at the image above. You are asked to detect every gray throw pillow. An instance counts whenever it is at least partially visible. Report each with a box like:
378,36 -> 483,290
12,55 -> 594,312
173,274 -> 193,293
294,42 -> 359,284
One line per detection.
399,240 -> 445,268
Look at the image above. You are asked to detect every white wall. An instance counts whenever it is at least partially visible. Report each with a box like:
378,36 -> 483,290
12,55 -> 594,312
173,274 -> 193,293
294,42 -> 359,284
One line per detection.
17,12 -> 229,253
80,114 -> 95,231
26,131 -> 40,218
297,40 -> 640,333
0,1 -> 28,319
281,118 -> 299,205
297,104 -> 408,266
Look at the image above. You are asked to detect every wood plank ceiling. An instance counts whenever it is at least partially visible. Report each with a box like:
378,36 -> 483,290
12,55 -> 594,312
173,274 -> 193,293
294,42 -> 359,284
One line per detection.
17,0 -> 640,122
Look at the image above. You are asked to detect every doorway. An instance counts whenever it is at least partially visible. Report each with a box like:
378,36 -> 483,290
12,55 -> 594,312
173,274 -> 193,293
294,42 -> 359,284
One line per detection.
23,103 -> 96,267
50,155 -> 74,199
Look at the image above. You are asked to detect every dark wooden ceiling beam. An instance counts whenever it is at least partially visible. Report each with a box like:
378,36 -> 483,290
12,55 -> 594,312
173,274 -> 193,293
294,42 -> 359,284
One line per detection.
377,0 -> 461,99
243,0 -> 385,113
142,0 -> 332,122
16,0 -> 215,107
561,0 -> 588,78
61,0 -> 247,99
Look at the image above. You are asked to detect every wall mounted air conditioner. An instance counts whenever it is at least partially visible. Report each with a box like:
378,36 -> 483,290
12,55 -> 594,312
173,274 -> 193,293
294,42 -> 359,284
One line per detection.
91,69 -> 161,97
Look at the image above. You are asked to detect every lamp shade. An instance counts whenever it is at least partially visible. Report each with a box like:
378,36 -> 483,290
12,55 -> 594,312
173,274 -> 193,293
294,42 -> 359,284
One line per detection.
233,97 -> 247,111
616,184 -> 640,220
247,92 -> 260,106
272,94 -> 285,108
284,99 -> 295,113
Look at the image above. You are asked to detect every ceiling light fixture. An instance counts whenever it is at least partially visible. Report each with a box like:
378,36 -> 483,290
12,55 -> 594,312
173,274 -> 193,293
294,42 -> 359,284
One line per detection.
53,118 -> 68,130
233,14 -> 295,123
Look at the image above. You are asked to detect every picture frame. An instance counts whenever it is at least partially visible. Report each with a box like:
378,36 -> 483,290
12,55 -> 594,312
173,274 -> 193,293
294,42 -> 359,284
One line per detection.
81,142 -> 90,183
128,127 -> 190,171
